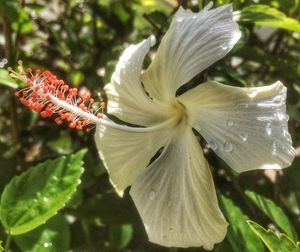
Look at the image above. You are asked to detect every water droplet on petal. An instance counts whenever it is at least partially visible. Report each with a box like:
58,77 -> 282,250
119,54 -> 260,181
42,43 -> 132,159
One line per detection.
149,190 -> 156,200
192,15 -> 197,19
222,142 -> 232,152
277,112 -> 285,121
208,141 -> 218,151
239,132 -> 248,141
265,123 -> 272,135
226,120 -> 234,127
221,44 -> 228,50
248,89 -> 258,98
176,16 -> 183,22
272,141 -> 279,155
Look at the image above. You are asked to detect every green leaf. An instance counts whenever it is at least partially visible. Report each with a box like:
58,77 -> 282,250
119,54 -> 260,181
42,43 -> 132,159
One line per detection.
14,214 -> 70,252
0,0 -> 20,21
237,5 -> 300,32
0,149 -> 86,235
219,195 -> 264,252
247,221 -> 300,252
288,105 -> 300,123
0,69 -> 18,89
147,11 -> 169,29
0,240 -> 3,252
47,132 -> 73,154
109,224 -> 133,248
246,190 -> 298,240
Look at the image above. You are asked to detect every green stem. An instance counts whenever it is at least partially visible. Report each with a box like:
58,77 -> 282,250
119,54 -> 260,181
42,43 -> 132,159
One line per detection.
4,234 -> 11,252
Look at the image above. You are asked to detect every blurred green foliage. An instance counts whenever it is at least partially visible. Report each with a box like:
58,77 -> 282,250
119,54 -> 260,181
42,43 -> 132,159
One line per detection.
0,0 -> 299,251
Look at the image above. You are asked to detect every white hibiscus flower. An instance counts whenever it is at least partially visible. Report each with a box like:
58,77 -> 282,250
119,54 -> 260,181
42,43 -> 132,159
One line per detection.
94,3 -> 295,250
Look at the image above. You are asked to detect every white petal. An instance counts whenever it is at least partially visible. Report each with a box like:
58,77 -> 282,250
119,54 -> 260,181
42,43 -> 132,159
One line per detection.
130,126 -> 227,249
178,81 -> 295,172
142,4 -> 241,103
94,122 -> 171,196
105,36 -> 172,126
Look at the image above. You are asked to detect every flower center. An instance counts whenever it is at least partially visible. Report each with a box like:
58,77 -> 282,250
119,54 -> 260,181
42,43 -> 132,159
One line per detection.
173,100 -> 189,126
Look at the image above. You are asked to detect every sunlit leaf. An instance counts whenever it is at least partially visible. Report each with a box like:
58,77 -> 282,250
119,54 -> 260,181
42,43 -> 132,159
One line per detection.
0,149 -> 86,235
245,190 -> 298,240
14,214 -> 70,252
247,221 -> 300,252
219,195 -> 264,252
236,5 -> 300,32
0,69 -> 18,89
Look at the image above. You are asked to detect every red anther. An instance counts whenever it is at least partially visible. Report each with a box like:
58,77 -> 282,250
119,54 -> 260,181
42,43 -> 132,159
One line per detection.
89,99 -> 94,104
100,102 -> 106,109
57,91 -> 64,100
76,98 -> 82,104
69,122 -> 76,128
64,112 -> 70,118
40,111 -> 47,118
71,88 -> 78,94
64,113 -> 72,121
26,80 -> 33,86
45,109 -> 53,117
20,72 -> 26,76
59,80 -> 64,85
54,118 -> 63,125
36,69 -> 41,75
14,91 -> 20,97
61,85 -> 69,91
76,121 -> 82,130
97,113 -> 103,119
48,86 -> 55,92
26,68 -> 32,73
